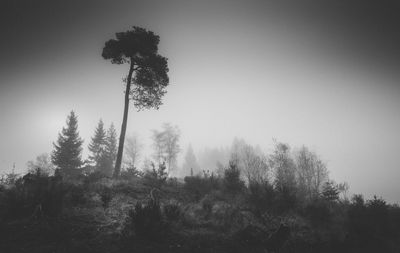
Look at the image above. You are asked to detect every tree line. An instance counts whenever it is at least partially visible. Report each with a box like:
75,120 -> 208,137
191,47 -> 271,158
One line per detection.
44,110 -> 181,180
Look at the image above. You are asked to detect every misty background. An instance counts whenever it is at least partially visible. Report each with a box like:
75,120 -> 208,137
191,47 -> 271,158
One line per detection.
1,0 -> 400,203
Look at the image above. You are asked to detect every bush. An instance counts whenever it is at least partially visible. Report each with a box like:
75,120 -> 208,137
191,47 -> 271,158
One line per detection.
1,171 -> 65,219
0,172 -> 20,185
100,186 -> 113,209
109,180 -> 142,196
84,171 -> 108,184
163,201 -> 182,222
304,199 -> 331,226
346,194 -> 399,252
143,162 -> 168,189
184,175 -> 221,201
201,196 -> 214,217
120,166 -> 143,180
248,180 -> 275,214
125,199 -> 165,240
65,183 -> 89,206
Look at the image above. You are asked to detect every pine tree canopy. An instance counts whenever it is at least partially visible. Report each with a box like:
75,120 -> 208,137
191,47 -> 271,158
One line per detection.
102,26 -> 170,178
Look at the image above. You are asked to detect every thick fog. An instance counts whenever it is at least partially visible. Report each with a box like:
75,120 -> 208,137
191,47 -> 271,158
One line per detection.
1,0 -> 400,203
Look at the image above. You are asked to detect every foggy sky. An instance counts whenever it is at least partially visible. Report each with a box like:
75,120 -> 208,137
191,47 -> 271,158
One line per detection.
1,0 -> 399,202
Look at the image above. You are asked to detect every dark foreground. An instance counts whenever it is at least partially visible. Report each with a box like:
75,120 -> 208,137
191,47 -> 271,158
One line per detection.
1,170 -> 399,253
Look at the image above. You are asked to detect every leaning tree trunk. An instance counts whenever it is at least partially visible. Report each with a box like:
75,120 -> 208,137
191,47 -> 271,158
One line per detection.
113,60 -> 134,178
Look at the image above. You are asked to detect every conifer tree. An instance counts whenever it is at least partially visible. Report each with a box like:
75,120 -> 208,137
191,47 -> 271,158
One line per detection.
102,26 -> 169,177
96,123 -> 118,177
321,181 -> 339,202
105,123 -> 118,165
52,111 -> 83,176
88,119 -> 106,167
182,144 -> 199,175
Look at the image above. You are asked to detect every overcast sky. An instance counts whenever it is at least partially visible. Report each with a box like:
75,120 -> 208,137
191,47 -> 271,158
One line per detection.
1,0 -> 399,203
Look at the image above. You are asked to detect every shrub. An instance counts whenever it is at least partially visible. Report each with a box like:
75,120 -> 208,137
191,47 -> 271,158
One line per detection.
248,180 -> 275,214
120,166 -> 143,180
125,199 -> 165,240
304,199 -> 331,226
346,195 -> 398,252
108,181 -> 134,195
0,172 -> 20,185
100,186 -> 113,209
65,183 -> 88,206
84,171 -> 108,184
232,225 -> 267,250
1,171 -> 65,219
183,176 -> 220,201
201,196 -> 213,217
143,162 -> 168,189
163,201 -> 182,222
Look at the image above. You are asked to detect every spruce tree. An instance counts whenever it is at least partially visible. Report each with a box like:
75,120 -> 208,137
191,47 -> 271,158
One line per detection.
182,144 -> 199,175
52,111 -> 83,176
88,119 -> 106,167
321,181 -> 339,202
105,123 -> 118,165
96,123 -> 118,176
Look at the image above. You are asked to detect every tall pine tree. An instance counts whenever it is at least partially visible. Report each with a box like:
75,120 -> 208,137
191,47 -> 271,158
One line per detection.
52,111 -> 83,177
88,119 -> 106,167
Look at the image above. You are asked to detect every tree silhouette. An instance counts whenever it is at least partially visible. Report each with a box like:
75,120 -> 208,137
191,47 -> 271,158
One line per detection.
124,133 -> 143,169
51,111 -> 83,177
102,123 -> 118,176
102,26 -> 169,177
151,123 -> 180,173
88,119 -> 106,168
182,144 -> 200,175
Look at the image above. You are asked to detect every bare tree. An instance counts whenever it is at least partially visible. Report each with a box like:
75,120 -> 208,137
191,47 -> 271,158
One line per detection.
230,138 -> 269,184
295,146 -> 328,201
337,181 -> 350,200
269,142 -> 297,192
151,123 -> 181,173
162,123 -> 181,173
124,133 -> 143,169
241,144 -> 269,184
27,153 -> 55,175
152,129 -> 166,166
